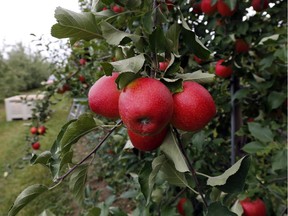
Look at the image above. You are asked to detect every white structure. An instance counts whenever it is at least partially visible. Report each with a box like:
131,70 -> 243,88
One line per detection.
4,94 -> 45,121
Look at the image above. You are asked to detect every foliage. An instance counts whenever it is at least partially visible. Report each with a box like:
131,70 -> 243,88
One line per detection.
7,0 -> 287,215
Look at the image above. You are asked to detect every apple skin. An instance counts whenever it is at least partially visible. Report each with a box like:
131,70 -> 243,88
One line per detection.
235,39 -> 250,53
57,84 -> 70,94
201,0 -> 217,15
119,77 -> 173,136
159,61 -> 169,71
38,126 -> 46,135
165,0 -> 174,10
192,2 -> 202,14
252,0 -> 269,12
177,198 -> 187,216
88,72 -> 121,119
240,198 -> 267,216
127,127 -> 168,151
30,127 -> 38,135
215,59 -> 233,78
193,55 -> 204,64
217,0 -> 237,16
79,58 -> 87,65
171,81 -> 216,132
32,142 -> 40,150
111,5 -> 124,13
79,75 -> 86,83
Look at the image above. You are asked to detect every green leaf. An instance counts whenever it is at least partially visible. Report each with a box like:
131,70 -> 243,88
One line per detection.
85,207 -> 101,216
8,184 -> 48,216
223,0 -> 237,10
60,113 -> 98,153
69,164 -> 89,202
100,62 -> 114,76
180,15 -> 210,59
267,91 -> 286,110
160,128 -> 189,173
166,23 -> 181,54
248,122 -> 274,143
100,21 -> 141,45
232,88 -> 250,101
160,78 -> 183,94
242,141 -> 266,154
110,54 -> 145,73
272,149 -> 287,172
207,156 -> 251,193
30,151 -> 52,166
207,202 -> 237,216
176,71 -> 215,84
51,7 -> 102,43
142,11 -> 153,34
39,209 -> 56,216
149,27 -> 169,53
115,72 -> 141,90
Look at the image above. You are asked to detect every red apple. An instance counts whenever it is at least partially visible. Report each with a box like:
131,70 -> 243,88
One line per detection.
192,2 -> 202,14
235,39 -> 250,53
78,75 -> 86,83
159,61 -> 169,71
193,55 -> 204,64
166,0 -> 174,10
177,198 -> 187,216
88,72 -> 121,119
30,127 -> 38,135
215,59 -> 233,78
127,127 -> 168,151
251,0 -> 269,12
38,126 -> 46,135
111,5 -> 124,13
32,142 -> 40,150
240,198 -> 267,216
79,58 -> 87,65
119,77 -> 173,136
57,84 -> 70,94
171,81 -> 216,132
201,0 -> 217,15
217,0 -> 237,16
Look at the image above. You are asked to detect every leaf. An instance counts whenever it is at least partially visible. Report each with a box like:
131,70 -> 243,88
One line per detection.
69,164 -> 89,202
166,23 -> 181,54
142,11 -> 153,34
30,151 -> 52,166
180,15 -> 210,59
207,156 -> 251,193
248,122 -> 274,143
39,209 -> 56,216
160,128 -> 189,173
60,113 -> 98,153
85,207 -> 101,216
223,0 -> 237,10
232,88 -> 250,101
109,54 -> 145,73
231,200 -> 244,216
100,21 -> 141,45
115,72 -> 141,90
149,27 -> 169,53
207,202 -> 237,216
242,141 -> 266,154
176,71 -> 215,84
51,7 -> 102,43
267,91 -> 286,110
8,184 -> 48,216
160,78 -> 183,94
272,149 -> 287,172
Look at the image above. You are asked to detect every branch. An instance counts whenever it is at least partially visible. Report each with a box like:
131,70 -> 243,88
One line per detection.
172,127 -> 208,209
54,120 -> 123,183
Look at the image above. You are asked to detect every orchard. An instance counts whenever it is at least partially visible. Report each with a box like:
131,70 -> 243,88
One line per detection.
7,0 -> 287,216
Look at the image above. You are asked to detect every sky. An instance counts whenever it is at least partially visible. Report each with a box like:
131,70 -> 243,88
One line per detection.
0,0 -> 80,54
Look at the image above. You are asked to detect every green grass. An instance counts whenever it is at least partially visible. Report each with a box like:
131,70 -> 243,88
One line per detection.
0,94 -> 79,216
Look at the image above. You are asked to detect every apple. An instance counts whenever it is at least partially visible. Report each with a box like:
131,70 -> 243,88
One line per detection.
201,0 -> 217,15
235,39 -> 250,53
57,83 -> 70,94
32,142 -> 40,150
127,127 -> 168,151
193,55 -> 204,64
88,72 -> 121,119
30,127 -> 38,135
240,198 -> 267,216
79,58 -> 87,66
119,77 -> 173,136
78,75 -> 86,83
217,0 -> 237,16
215,59 -> 233,78
171,81 -> 216,132
111,5 -> 124,13
166,0 -> 174,10
192,2 -> 202,14
247,117 -> 255,122
177,198 -> 187,216
159,61 -> 169,71
251,0 -> 269,12
38,126 -> 46,135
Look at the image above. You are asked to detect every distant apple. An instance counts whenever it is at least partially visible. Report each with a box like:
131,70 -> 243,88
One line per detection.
78,75 -> 86,83
252,0 -> 269,12
32,142 -> 40,150
201,0 -> 217,15
215,59 -> 233,78
192,2 -> 202,14
166,0 -> 174,10
111,5 -> 124,13
30,127 -> 38,135
38,126 -> 46,135
240,198 -> 267,216
235,39 -> 250,53
79,58 -> 87,65
217,0 -> 237,16
159,61 -> 169,71
193,55 -> 204,64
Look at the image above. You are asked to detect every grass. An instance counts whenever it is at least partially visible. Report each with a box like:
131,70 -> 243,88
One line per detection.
0,93 -> 79,216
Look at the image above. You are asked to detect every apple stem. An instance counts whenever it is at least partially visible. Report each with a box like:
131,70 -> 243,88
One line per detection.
53,120 -> 123,183
172,127 -> 208,209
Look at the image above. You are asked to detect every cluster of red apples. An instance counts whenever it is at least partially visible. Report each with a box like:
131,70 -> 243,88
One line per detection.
88,73 -> 216,151
29,125 -> 47,150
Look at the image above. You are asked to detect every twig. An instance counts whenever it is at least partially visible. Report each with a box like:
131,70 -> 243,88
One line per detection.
172,127 -> 208,209
54,120 -> 123,183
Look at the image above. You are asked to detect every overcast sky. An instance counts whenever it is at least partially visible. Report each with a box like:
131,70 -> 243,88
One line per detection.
0,0 -> 80,53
